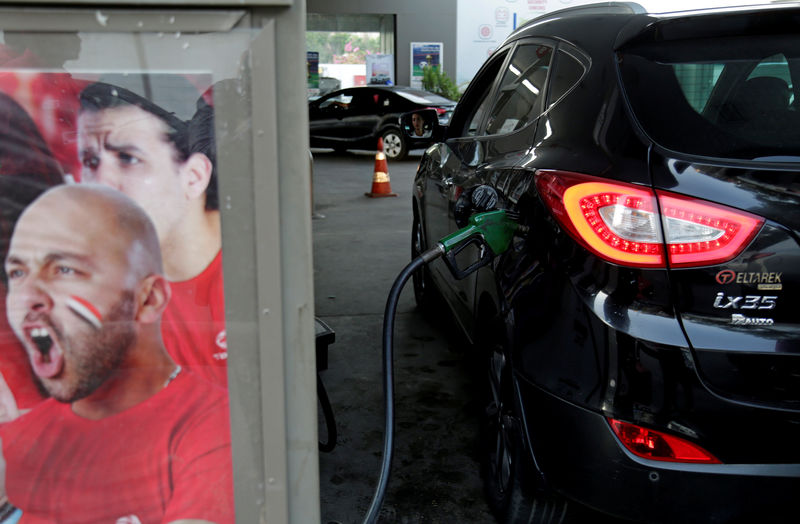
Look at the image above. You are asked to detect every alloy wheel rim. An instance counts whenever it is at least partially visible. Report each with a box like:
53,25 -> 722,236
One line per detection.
384,133 -> 401,157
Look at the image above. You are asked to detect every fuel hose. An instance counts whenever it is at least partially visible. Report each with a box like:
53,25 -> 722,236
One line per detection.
361,209 -> 518,524
362,245 -> 444,524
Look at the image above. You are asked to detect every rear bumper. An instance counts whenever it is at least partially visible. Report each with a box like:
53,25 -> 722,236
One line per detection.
517,378 -> 800,523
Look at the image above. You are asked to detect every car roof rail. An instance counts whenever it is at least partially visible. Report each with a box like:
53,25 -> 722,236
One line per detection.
516,1 -> 646,31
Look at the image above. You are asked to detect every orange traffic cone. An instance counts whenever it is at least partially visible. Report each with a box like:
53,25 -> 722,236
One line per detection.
365,137 -> 397,198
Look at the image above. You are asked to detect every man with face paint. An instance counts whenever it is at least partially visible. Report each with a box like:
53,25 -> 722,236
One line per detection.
1,184 -> 234,523
77,76 -> 228,388
0,91 -> 64,413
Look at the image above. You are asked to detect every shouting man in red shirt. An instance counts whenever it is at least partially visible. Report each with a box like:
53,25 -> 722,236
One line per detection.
1,184 -> 234,523
77,76 -> 227,387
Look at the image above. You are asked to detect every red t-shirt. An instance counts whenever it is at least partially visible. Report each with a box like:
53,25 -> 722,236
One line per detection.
1,370 -> 234,524
161,251 -> 227,387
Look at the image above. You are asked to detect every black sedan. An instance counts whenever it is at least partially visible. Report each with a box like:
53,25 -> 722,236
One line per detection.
308,85 -> 455,160
409,3 -> 800,523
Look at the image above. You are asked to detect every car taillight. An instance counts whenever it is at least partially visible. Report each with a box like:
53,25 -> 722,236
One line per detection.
656,191 -> 763,267
427,106 -> 447,115
608,418 -> 721,464
535,170 -> 764,268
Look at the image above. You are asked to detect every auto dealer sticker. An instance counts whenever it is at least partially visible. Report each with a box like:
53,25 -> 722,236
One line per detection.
715,270 -> 782,290
731,314 -> 774,326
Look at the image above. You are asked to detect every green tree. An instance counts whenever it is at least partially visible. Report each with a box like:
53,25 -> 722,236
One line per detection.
422,65 -> 461,101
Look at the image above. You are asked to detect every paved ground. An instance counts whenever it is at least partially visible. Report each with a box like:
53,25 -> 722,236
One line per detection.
312,148 -> 496,524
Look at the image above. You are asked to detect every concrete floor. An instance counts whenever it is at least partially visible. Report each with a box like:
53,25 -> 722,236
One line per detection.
312,149 -> 496,524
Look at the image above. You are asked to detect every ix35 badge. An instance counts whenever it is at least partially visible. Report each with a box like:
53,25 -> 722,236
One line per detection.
713,293 -> 777,310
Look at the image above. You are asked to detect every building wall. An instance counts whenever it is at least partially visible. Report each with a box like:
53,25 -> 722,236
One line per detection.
306,0 -> 458,87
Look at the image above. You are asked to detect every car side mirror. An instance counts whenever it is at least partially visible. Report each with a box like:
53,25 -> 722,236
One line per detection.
400,109 -> 442,141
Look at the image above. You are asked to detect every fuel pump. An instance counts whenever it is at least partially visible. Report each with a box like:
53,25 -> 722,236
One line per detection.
362,209 -> 524,524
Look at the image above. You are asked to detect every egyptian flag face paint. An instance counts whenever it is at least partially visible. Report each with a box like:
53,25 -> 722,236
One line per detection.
67,295 -> 103,330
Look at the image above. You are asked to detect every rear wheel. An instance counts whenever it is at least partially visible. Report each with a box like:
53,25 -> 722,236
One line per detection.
382,128 -> 407,161
482,341 -> 570,524
411,212 -> 437,314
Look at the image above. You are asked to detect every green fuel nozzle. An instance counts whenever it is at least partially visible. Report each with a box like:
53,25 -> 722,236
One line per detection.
440,209 -> 518,256
424,209 -> 522,280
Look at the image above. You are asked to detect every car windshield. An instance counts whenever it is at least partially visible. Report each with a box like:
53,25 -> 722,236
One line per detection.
395,88 -> 454,106
618,35 -> 800,161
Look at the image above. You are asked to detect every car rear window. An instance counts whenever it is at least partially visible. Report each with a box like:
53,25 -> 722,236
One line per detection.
618,35 -> 800,161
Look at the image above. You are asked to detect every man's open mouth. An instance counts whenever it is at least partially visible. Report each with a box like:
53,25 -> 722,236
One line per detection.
30,327 -> 54,360
25,325 -> 65,380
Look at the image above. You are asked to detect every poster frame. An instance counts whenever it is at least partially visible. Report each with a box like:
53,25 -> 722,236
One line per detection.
409,41 -> 443,89
0,6 -> 317,524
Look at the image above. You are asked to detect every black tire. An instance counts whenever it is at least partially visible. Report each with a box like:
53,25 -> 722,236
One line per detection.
411,212 -> 437,314
482,341 -> 570,524
382,128 -> 407,161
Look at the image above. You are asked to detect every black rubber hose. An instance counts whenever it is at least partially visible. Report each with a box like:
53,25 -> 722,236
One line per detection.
362,254 -> 428,524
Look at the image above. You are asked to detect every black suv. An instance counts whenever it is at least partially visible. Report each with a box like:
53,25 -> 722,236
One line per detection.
409,3 -> 800,523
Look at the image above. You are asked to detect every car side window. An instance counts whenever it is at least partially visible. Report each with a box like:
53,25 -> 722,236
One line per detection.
466,92 -> 493,136
448,49 -> 509,138
485,43 -> 554,136
547,48 -> 586,110
347,91 -> 379,116
319,93 -> 353,111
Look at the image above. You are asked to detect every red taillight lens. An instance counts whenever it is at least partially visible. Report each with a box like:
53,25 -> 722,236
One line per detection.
427,106 -> 447,115
608,418 -> 721,464
656,191 -> 763,268
535,170 -> 764,268
565,181 -> 663,266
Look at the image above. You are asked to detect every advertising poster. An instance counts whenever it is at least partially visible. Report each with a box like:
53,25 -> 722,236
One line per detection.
410,42 -> 443,89
0,33 -> 236,523
307,50 -> 320,94
366,54 -> 394,85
